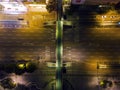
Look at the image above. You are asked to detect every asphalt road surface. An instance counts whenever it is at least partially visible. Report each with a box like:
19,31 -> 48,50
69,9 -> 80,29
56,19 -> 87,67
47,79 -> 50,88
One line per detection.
0,9 -> 120,90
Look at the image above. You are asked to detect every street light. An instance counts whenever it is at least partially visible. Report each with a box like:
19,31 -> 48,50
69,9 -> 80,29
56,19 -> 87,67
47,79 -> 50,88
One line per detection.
56,0 -> 63,90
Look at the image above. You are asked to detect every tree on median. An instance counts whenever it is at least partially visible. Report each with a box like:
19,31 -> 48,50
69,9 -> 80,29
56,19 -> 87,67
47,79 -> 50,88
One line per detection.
46,0 -> 57,13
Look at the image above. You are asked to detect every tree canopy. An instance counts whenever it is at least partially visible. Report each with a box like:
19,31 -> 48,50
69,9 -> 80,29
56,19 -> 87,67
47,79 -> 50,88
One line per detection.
46,0 -> 57,13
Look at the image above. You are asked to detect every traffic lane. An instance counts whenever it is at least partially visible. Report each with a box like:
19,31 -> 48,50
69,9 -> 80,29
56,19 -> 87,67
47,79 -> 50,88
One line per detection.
0,43 -> 56,66
0,27 -> 54,39
90,27 -> 120,40
0,46 -> 51,61
0,27 -> 55,61
63,43 -> 120,63
63,26 -> 120,61
0,28 -> 55,47
63,44 -> 120,76
64,27 -> 120,42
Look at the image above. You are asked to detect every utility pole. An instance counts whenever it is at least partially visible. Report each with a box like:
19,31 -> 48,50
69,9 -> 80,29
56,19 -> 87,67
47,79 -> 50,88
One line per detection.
56,0 -> 63,90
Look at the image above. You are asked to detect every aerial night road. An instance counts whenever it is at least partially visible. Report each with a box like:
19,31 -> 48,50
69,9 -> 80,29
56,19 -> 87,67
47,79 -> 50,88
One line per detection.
62,2 -> 120,90
0,0 -> 120,90
0,2 -> 56,90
